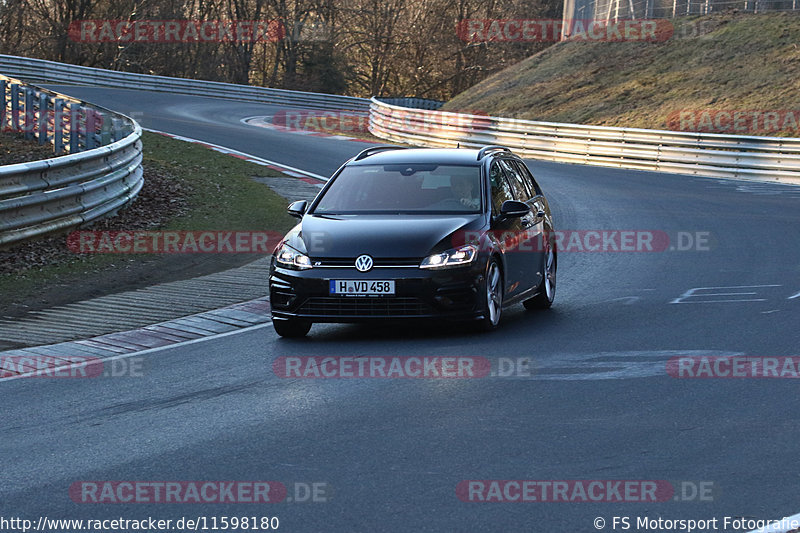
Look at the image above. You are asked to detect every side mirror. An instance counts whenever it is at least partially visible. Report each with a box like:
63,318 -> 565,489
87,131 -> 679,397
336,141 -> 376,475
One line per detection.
499,200 -> 530,220
287,200 -> 308,218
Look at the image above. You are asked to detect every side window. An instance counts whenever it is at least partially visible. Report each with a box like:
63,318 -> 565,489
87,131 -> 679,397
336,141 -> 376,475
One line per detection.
489,162 -> 515,216
499,159 -> 530,200
512,160 -> 542,196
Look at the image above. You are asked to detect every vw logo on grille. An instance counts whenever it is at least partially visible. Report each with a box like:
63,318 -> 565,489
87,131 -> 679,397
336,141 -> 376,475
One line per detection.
355,254 -> 373,272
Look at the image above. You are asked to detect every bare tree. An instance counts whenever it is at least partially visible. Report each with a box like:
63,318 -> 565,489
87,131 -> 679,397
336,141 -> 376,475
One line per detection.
1,0 -> 563,98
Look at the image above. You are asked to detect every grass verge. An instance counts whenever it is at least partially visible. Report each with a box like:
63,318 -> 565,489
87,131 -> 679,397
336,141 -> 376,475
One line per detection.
442,12 -> 800,135
0,131 -> 297,317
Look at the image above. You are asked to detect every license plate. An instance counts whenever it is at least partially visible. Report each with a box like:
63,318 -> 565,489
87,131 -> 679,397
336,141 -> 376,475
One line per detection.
329,280 -> 395,296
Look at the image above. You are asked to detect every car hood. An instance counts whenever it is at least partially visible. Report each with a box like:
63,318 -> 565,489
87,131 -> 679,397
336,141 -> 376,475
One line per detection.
296,214 -> 484,259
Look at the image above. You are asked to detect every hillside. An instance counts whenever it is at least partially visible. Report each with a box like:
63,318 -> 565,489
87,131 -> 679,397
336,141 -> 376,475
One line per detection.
443,12 -> 800,135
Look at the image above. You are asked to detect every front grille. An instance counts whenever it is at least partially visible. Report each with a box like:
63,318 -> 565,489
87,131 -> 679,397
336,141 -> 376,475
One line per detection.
298,297 -> 432,316
311,257 -> 421,268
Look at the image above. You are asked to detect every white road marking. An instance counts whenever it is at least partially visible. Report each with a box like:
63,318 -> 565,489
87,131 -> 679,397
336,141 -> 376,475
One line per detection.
789,290 -> 800,300
0,322 -> 273,384
608,296 -> 640,304
706,178 -> 800,193
670,285 -> 782,304
531,350 -> 744,381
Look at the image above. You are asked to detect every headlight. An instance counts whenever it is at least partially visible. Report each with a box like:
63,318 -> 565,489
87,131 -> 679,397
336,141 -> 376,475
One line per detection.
275,242 -> 312,270
420,244 -> 478,269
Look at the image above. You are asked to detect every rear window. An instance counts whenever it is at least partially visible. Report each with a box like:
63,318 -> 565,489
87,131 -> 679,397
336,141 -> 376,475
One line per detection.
312,164 -> 482,214
499,159 -> 530,200
512,160 -> 542,196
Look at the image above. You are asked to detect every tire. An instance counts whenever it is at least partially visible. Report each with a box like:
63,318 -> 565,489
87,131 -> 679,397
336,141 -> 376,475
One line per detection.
273,318 -> 312,338
524,230 -> 556,310
478,258 -> 504,331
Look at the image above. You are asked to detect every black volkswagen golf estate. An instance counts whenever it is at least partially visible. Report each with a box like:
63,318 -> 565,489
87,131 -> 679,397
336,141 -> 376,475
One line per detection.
269,145 -> 556,337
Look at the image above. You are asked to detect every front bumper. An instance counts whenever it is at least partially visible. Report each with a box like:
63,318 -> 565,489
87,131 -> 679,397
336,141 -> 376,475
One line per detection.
269,262 -> 485,323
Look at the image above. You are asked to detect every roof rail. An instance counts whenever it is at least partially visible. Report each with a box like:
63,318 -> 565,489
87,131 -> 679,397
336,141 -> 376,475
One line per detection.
354,146 -> 408,161
477,145 -> 511,161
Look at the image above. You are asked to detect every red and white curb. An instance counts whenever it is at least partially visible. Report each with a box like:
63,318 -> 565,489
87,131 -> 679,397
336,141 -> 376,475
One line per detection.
0,297 -> 272,381
146,128 -> 329,184
0,129 -> 338,379
241,115 -> 374,143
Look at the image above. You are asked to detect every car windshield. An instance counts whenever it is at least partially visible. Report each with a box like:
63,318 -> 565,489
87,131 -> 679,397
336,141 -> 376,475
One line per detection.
312,164 -> 482,214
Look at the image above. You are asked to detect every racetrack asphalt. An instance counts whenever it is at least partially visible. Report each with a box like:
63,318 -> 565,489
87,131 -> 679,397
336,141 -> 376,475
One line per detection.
1,86 -> 799,532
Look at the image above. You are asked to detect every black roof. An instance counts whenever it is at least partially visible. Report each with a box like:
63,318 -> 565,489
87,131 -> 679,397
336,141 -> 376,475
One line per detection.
347,147 -> 517,166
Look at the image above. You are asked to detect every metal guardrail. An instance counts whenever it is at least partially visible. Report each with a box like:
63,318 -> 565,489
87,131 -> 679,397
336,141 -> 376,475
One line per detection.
0,54 -> 370,114
0,75 -> 143,246
377,97 -> 443,111
6,52 -> 797,210
1,75 -> 134,155
369,98 -> 800,183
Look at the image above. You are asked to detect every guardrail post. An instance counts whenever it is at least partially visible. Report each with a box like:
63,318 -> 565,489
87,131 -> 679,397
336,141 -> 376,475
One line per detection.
24,87 -> 34,140
54,98 -> 65,154
38,93 -> 48,145
100,111 -> 111,145
86,108 -> 97,149
0,80 -> 6,131
10,83 -> 19,131
112,117 -> 125,142
69,102 -> 79,153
